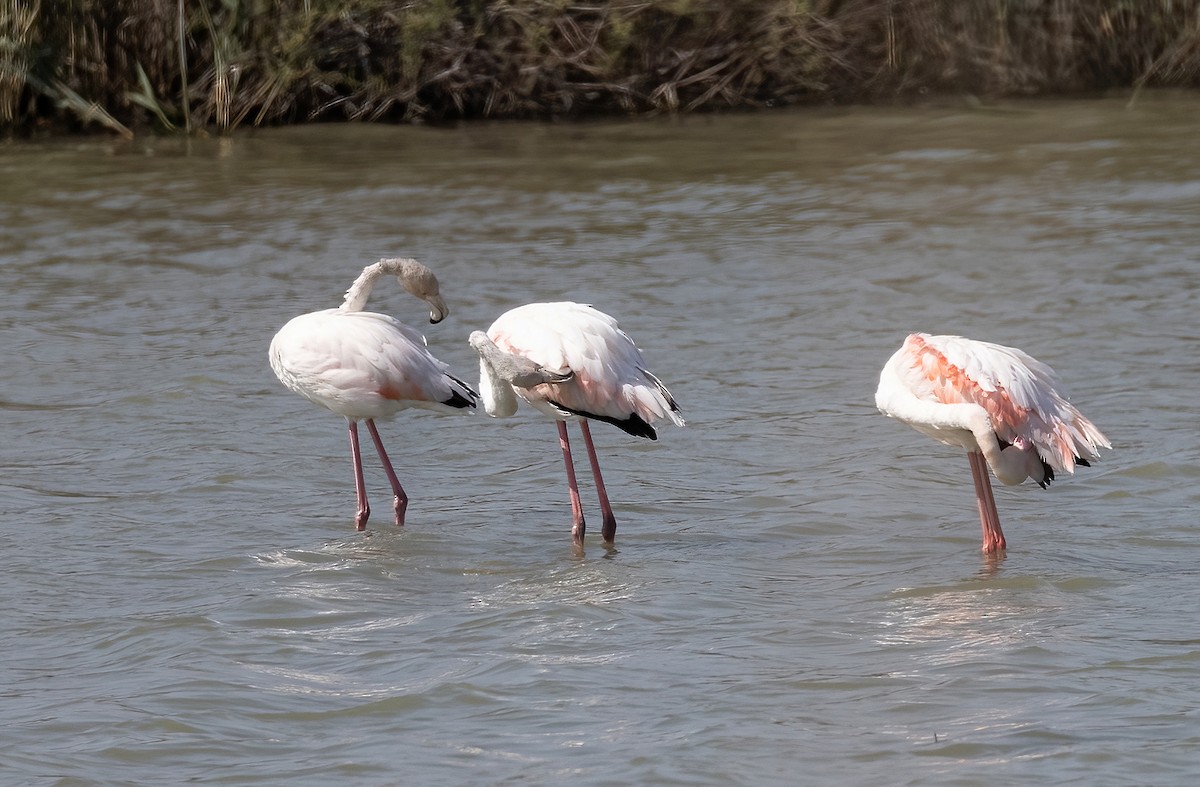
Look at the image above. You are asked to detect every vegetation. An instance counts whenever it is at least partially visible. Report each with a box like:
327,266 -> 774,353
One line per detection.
3,0 -> 1200,136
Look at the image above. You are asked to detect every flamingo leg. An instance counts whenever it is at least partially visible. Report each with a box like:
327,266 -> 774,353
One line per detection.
578,420 -> 617,542
980,458 -> 1006,552
968,452 -> 998,551
365,419 -> 408,527
968,451 -> 1006,553
347,420 -> 370,530
557,421 -> 587,543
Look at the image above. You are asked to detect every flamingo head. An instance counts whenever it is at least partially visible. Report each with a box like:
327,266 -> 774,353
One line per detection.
385,257 -> 448,323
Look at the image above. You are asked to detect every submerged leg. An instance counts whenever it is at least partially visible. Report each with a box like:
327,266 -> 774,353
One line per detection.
579,420 -> 617,542
365,419 -> 408,527
348,420 -> 370,530
557,421 -> 586,543
980,460 -> 1006,552
968,451 -> 998,551
968,451 -> 1006,553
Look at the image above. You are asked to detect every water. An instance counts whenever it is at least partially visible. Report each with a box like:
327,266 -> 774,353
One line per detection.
2,94 -> 1198,784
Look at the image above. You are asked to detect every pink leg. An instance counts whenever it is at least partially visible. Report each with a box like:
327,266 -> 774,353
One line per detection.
578,420 -> 617,542
557,421 -> 586,543
968,452 -> 993,550
365,419 -> 408,527
968,451 -> 1006,553
980,459 -> 1006,552
347,420 -> 370,530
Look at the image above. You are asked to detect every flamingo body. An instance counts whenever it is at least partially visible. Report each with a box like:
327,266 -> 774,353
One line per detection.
471,301 -> 683,543
482,302 -> 683,437
270,309 -> 475,420
876,332 -> 1110,553
269,258 -> 477,530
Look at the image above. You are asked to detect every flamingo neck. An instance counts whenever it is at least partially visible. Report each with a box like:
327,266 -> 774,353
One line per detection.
340,261 -> 386,313
904,404 -> 1035,486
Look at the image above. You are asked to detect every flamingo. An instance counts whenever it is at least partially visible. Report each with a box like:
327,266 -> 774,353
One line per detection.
875,333 -> 1111,553
268,258 -> 478,531
469,302 -> 684,544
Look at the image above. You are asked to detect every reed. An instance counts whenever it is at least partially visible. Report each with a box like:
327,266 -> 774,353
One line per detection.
3,0 -> 1199,136
1,0 -> 37,124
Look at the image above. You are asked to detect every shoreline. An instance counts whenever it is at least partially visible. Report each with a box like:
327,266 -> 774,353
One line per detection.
4,1 -> 1199,138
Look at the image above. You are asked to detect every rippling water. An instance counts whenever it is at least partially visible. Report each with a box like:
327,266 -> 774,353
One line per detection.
3,94 -> 1199,783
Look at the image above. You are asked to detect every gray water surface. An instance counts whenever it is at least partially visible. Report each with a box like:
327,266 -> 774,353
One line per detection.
2,94 -> 1199,784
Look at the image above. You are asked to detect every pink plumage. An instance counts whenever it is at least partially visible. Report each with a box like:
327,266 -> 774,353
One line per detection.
486,302 -> 682,438
471,301 -> 683,544
272,310 -> 471,419
876,332 -> 1110,553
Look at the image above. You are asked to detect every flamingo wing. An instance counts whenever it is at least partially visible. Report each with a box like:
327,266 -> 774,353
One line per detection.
270,309 -> 476,419
906,333 -> 1109,473
487,302 -> 683,437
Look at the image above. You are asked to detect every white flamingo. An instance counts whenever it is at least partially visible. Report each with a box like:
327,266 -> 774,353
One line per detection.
875,333 -> 1111,553
269,258 -> 478,530
469,302 -> 684,544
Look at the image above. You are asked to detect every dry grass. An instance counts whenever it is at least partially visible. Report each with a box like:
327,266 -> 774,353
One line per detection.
3,0 -> 1200,136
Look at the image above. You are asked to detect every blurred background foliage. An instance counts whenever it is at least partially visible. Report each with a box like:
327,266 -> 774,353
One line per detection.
2,0 -> 1199,135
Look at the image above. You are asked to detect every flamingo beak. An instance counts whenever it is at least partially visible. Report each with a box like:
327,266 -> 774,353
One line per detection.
428,295 -> 448,324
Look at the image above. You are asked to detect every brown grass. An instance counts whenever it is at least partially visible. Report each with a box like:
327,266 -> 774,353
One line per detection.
3,0 -> 1200,136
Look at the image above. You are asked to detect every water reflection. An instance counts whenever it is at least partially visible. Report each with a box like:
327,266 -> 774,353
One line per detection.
879,578 -> 1051,660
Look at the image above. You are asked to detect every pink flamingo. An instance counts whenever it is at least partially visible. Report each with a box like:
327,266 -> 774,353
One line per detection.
469,302 -> 684,544
269,258 -> 477,530
875,333 -> 1110,553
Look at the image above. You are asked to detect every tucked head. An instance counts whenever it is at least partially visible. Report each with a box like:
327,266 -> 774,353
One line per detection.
469,330 -> 573,388
468,330 -> 493,354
